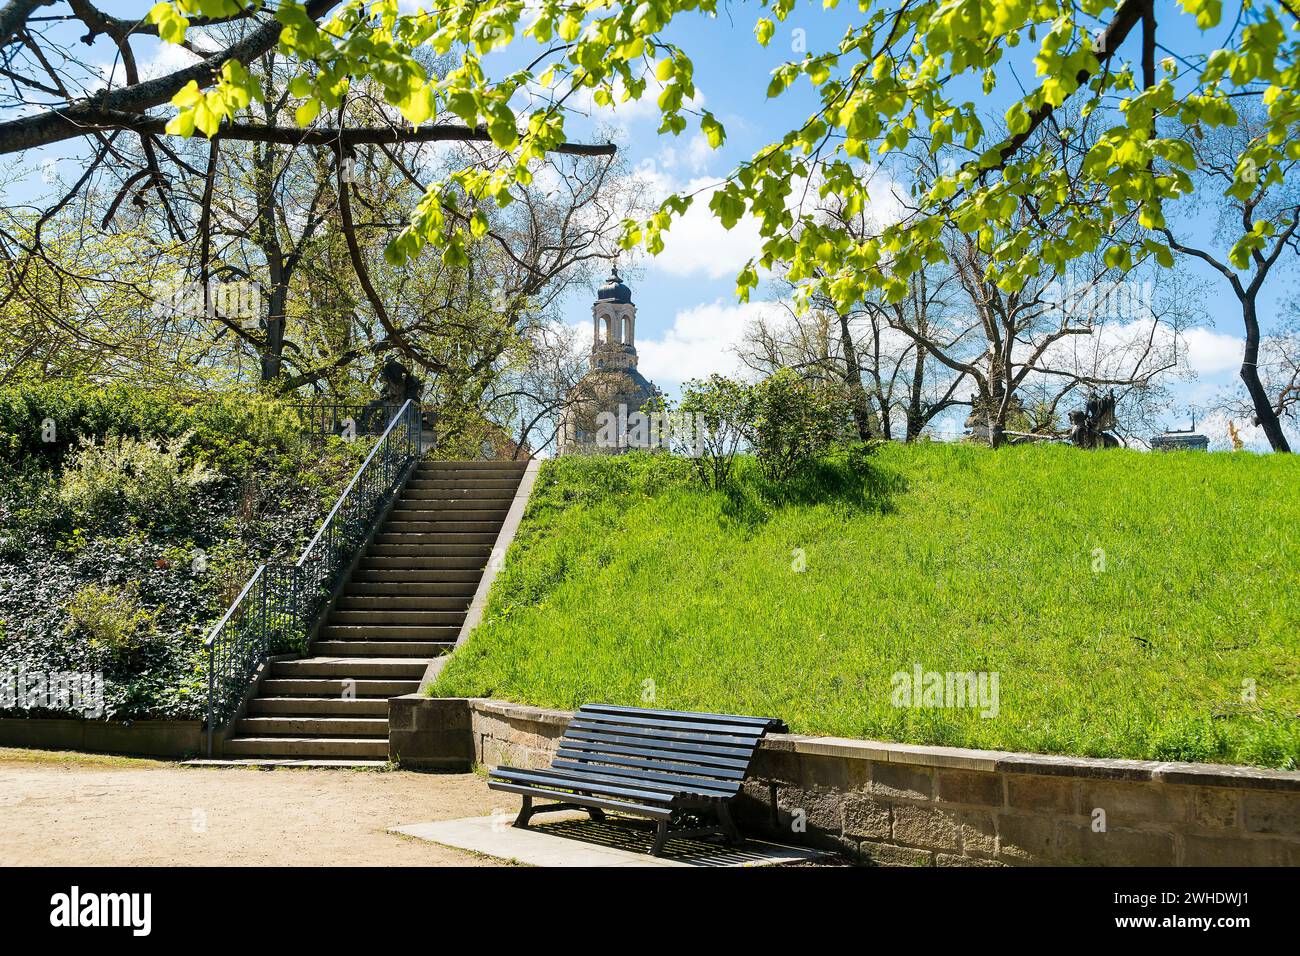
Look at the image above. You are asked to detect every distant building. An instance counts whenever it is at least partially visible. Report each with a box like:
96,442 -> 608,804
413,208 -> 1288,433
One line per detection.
1151,428 -> 1209,451
559,268 -> 661,454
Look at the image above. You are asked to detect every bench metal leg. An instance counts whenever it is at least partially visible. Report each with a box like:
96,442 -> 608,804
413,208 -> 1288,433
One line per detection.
513,795 -> 534,829
651,820 -> 669,857
587,808 -> 606,822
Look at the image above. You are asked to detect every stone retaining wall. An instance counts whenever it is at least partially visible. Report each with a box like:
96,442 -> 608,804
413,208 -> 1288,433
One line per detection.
0,718 -> 204,757
390,696 -> 1300,866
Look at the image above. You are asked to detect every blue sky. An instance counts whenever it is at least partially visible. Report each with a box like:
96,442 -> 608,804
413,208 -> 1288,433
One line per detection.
8,1 -> 1298,448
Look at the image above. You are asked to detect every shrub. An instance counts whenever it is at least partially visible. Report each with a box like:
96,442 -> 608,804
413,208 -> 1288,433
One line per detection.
63,583 -> 160,666
745,369 -> 848,480
676,375 -> 754,489
58,431 -> 218,527
0,381 -> 306,475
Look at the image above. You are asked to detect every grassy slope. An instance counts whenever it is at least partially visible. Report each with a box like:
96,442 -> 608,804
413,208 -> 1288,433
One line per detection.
433,445 -> 1300,769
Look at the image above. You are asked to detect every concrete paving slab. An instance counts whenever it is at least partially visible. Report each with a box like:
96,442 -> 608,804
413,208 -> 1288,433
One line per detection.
391,812 -> 829,867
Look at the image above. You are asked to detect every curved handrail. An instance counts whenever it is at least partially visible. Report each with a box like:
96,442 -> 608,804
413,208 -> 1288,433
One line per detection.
297,399 -> 415,568
204,564 -> 265,652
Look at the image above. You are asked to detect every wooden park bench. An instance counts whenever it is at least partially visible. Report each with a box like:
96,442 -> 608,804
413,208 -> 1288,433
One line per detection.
487,703 -> 787,856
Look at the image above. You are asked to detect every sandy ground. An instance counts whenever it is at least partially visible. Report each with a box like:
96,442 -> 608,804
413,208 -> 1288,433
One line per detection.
0,749 -> 516,866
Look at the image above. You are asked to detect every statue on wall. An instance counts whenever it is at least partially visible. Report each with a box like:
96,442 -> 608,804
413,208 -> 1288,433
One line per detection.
1068,390 -> 1120,449
359,359 -> 424,433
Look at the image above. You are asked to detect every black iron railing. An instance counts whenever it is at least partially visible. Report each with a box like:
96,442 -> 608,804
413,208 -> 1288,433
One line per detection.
288,400 -> 410,439
204,400 -> 422,756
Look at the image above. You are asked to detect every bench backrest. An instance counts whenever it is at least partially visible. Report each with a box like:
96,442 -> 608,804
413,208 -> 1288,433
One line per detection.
552,704 -> 788,799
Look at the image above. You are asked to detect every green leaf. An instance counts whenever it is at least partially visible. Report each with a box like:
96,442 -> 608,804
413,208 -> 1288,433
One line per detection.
700,112 -> 725,149
295,97 -> 321,127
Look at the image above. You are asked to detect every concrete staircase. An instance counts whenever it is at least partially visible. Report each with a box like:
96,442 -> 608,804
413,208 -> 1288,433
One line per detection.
219,459 -> 528,765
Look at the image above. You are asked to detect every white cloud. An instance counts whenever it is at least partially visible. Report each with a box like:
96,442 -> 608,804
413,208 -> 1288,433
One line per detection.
655,133 -> 713,177
626,171 -> 763,280
637,299 -> 786,384
1183,327 -> 1243,377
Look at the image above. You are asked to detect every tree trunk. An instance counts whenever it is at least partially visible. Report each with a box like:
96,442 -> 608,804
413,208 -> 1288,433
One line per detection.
1241,296 -> 1292,453
906,344 -> 926,441
836,309 -> 874,440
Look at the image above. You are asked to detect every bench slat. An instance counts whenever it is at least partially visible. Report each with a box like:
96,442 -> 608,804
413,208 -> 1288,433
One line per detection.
579,703 -> 785,731
562,728 -> 758,761
557,738 -> 751,771
569,717 -> 763,747
490,767 -> 674,804
573,712 -> 768,739
551,758 -> 741,795
555,746 -> 748,781
511,765 -> 731,801
486,781 -> 673,821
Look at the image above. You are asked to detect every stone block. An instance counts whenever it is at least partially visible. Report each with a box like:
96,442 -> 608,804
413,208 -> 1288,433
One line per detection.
1191,788 -> 1240,830
857,841 -> 933,866
1006,775 -> 1077,814
870,761 -> 933,801
1079,781 -> 1189,827
936,853 -> 1004,867
1055,822 -> 1176,866
801,753 -> 850,791
841,796 -> 891,841
774,786 -> 842,836
892,803 -> 962,851
936,770 -> 1003,807
959,810 -> 998,858
1242,792 -> 1300,835
1181,834 -> 1300,866
996,813 -> 1058,864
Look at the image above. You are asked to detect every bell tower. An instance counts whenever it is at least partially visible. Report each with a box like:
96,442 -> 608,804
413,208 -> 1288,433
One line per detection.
591,266 -> 638,372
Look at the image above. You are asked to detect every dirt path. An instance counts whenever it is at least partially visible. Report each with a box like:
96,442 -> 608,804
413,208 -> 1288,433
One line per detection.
0,749 -> 515,866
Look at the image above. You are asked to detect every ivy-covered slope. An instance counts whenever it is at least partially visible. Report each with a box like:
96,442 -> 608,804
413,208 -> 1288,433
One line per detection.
0,384 -> 365,720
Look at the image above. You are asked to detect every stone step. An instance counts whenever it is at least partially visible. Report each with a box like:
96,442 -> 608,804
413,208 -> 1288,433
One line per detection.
406,479 -> 520,491
336,595 -> 470,611
395,496 -> 514,509
417,460 -> 528,472
377,530 -> 501,546
349,568 -> 483,583
369,546 -> 493,561
247,697 -> 389,717
369,537 -> 498,550
345,581 -> 478,597
234,716 -> 389,737
388,507 -> 508,521
312,640 -> 453,657
269,658 -> 431,679
259,678 -> 420,697
222,736 -> 389,759
356,556 -> 488,571
318,624 -> 461,642
328,609 -> 465,627
401,487 -> 517,501
379,522 -> 501,538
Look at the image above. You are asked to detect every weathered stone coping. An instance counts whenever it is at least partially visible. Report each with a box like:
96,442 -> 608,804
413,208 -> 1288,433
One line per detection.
463,698 -> 1300,792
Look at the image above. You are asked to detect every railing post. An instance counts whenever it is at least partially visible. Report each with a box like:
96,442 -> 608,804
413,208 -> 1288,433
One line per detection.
206,644 -> 215,758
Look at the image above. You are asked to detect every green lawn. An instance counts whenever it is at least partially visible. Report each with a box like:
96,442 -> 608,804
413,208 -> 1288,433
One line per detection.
432,444 -> 1300,768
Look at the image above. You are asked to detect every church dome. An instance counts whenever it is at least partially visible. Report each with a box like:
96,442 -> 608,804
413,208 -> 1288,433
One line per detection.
596,267 -> 632,305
